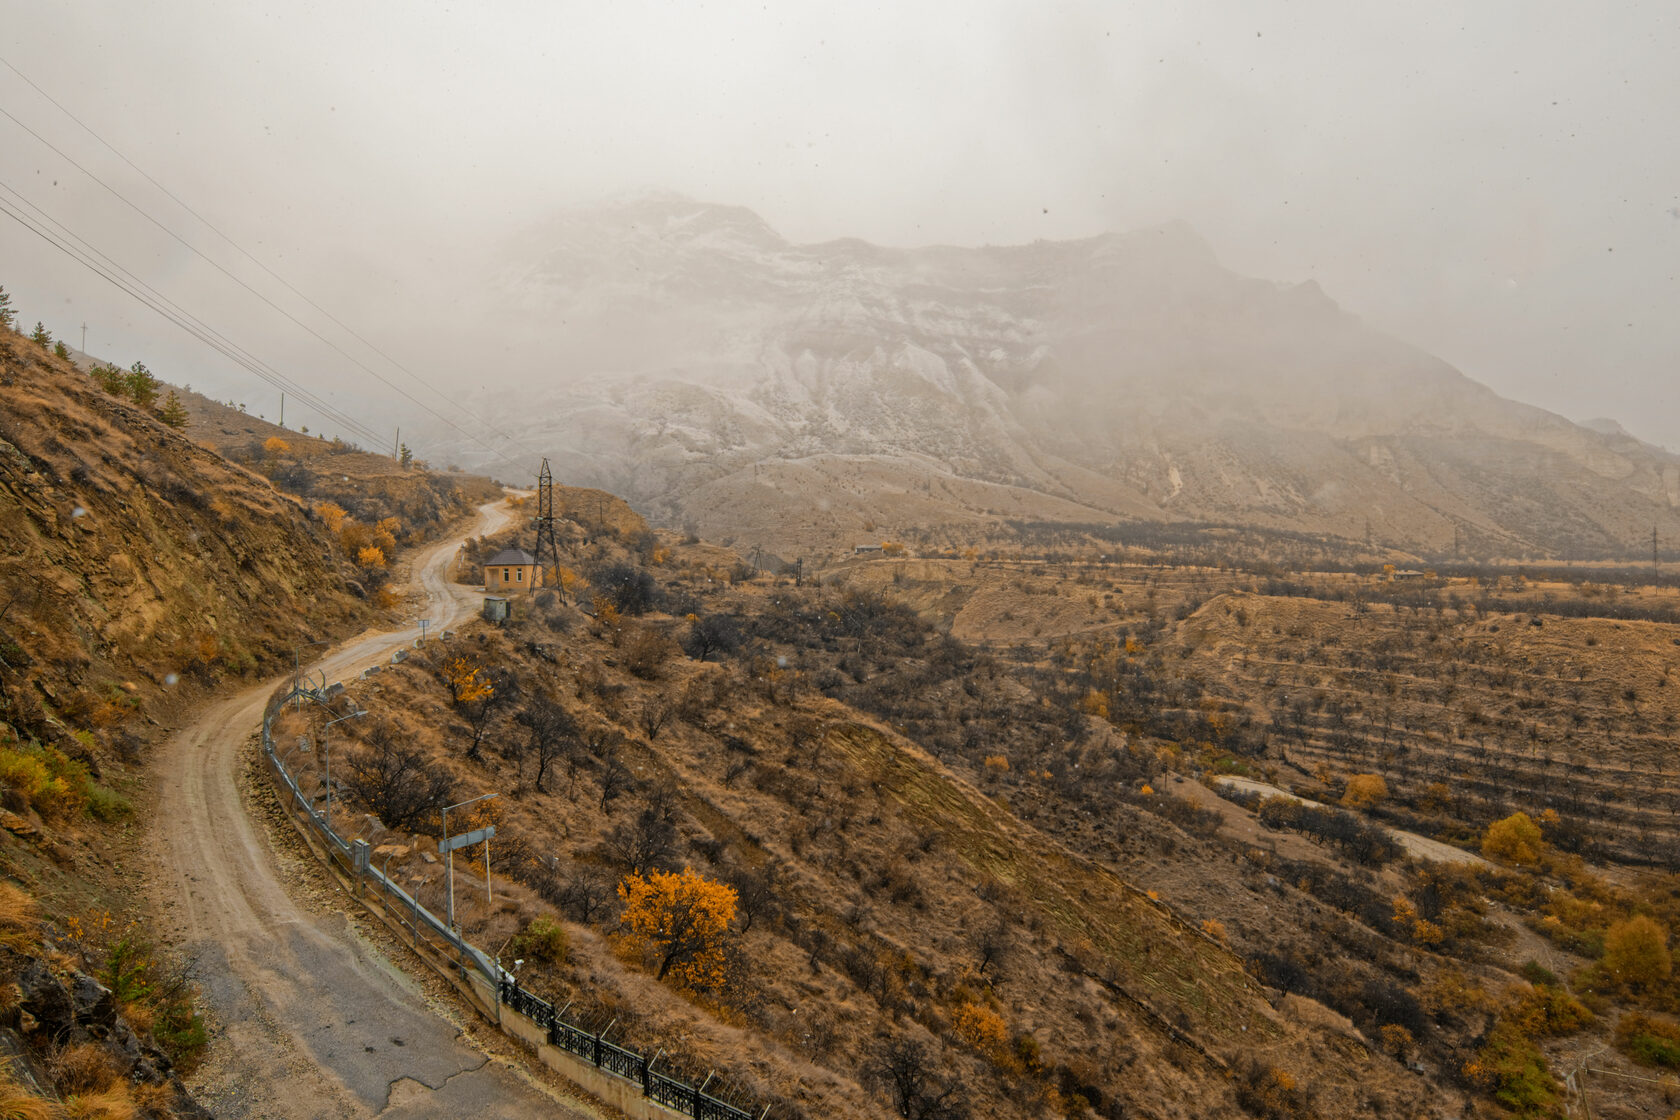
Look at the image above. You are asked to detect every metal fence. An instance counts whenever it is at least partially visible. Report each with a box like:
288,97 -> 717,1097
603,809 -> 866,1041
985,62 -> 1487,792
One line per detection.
262,686 -> 756,1120
494,976 -> 754,1120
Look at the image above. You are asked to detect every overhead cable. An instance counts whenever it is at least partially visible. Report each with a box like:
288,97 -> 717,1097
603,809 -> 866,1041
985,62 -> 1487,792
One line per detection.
0,95 -> 534,474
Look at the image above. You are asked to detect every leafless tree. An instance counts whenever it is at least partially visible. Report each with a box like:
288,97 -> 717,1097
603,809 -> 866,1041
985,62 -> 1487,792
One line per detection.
728,860 -> 780,933
865,1036 -> 968,1120
605,807 -> 677,874
599,749 -> 630,813
515,693 -> 577,793
558,867 -> 616,924
342,725 -> 455,833
636,692 -> 673,741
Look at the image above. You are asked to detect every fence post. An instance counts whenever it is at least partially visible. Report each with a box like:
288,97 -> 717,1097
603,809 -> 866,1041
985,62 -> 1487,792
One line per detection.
594,1018 -> 616,1068
551,1000 -> 572,1047
644,1049 -> 662,1097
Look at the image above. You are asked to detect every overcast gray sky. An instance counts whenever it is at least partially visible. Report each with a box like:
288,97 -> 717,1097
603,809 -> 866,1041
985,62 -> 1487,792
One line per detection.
3,1 -> 1676,448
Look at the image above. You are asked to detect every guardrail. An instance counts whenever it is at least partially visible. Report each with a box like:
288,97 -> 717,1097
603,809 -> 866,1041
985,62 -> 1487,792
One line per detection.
262,685 -> 756,1120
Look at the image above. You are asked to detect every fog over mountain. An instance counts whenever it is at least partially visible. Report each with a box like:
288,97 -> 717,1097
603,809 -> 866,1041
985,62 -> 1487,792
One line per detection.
434,193 -> 1680,559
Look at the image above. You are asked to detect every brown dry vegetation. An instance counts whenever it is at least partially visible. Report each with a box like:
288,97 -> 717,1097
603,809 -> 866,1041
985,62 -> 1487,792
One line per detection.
285,522 -> 1470,1120
175,386 -> 499,541
820,542 -> 1680,1118
292,508 -> 1680,1118
0,336 -> 373,733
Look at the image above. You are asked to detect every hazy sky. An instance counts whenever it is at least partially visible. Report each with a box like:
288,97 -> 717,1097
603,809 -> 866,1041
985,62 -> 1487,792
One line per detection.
3,1 -> 1677,449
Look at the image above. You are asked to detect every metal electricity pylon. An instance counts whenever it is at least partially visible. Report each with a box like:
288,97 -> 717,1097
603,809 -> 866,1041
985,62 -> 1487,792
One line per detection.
533,458 -> 562,596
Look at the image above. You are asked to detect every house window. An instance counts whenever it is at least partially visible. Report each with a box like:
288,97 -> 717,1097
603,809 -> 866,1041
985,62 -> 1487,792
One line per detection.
516,569 -> 523,581
503,568 -> 511,582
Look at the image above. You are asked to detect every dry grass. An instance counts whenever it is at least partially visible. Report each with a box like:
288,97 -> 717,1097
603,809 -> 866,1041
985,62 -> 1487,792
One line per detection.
63,1087 -> 138,1120
0,1069 -> 52,1120
51,1042 -> 120,1096
128,1083 -> 176,1119
0,884 -> 39,952
0,883 -> 38,932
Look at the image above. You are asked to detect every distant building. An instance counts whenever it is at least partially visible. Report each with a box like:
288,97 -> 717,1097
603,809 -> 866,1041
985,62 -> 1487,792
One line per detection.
483,548 -> 542,593
853,544 -> 882,554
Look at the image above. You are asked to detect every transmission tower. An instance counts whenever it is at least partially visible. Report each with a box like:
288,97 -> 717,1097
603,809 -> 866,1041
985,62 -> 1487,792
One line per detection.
533,458 -> 562,597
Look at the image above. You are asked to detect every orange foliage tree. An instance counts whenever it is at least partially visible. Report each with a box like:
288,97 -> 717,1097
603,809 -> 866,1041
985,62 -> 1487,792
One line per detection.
357,546 -> 386,568
444,657 -> 494,708
339,521 -> 370,554
263,436 -> 291,457
313,501 -> 348,533
951,1001 -> 1010,1062
617,868 -> 737,986
1482,811 -> 1545,866
373,517 -> 401,555
1603,916 -> 1673,990
1341,774 -> 1389,810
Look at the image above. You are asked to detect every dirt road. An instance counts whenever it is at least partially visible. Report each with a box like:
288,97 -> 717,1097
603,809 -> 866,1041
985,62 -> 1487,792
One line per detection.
1214,776 -> 1491,868
144,500 -> 594,1119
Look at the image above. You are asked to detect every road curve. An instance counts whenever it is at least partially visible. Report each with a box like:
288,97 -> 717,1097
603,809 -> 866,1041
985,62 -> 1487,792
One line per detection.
145,499 -> 592,1119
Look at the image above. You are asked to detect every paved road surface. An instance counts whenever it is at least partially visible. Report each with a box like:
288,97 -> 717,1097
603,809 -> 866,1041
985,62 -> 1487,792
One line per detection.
145,500 -> 594,1119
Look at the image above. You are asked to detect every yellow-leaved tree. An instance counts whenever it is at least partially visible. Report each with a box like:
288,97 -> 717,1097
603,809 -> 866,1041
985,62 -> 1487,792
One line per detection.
357,546 -> 386,569
1603,916 -> 1673,990
313,501 -> 348,533
617,868 -> 737,987
1482,811 -> 1545,866
444,657 -> 494,708
1341,774 -> 1389,810
263,436 -> 291,458
373,517 -> 401,555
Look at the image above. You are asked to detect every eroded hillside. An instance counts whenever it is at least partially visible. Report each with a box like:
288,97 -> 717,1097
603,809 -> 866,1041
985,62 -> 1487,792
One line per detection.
0,335 -> 372,742
293,520 -> 1460,1120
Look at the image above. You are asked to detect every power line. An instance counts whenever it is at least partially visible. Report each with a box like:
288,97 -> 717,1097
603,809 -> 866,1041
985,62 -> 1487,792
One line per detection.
0,194 -> 389,449
0,53 -> 547,472
0,91 -> 533,473
0,194 -> 385,448
0,177 -> 386,446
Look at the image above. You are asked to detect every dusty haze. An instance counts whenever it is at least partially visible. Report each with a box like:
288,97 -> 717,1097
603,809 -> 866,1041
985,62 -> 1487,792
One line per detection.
1,1 -> 1676,455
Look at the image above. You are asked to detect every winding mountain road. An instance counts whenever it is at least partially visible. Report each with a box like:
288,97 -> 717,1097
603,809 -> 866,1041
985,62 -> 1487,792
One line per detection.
144,499 -> 592,1119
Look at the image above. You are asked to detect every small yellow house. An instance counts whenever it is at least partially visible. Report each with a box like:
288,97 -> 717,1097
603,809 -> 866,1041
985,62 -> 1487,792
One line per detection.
484,548 -> 542,594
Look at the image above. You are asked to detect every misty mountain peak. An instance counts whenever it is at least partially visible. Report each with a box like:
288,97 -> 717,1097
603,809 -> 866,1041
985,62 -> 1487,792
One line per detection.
481,198 -> 1679,558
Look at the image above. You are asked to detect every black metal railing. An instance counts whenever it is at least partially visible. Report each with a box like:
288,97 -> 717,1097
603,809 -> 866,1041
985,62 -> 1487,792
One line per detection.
495,971 -> 756,1119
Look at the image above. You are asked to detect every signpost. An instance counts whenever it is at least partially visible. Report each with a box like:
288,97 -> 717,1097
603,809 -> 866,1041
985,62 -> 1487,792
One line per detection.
439,793 -> 498,930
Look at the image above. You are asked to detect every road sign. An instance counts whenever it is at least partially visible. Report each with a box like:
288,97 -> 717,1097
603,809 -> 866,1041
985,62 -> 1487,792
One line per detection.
438,825 -> 495,854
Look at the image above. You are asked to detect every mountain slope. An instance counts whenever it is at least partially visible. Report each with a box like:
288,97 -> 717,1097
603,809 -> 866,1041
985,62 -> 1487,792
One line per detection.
0,335 -> 370,737
465,193 -> 1680,559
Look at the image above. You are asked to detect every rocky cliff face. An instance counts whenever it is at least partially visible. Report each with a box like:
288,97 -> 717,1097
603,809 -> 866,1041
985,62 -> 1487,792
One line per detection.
472,192 -> 1679,558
